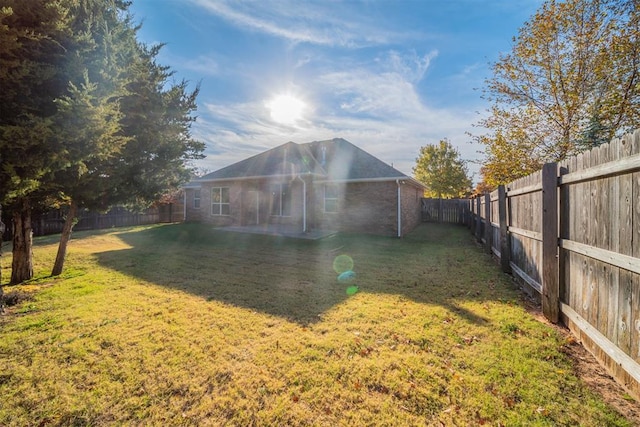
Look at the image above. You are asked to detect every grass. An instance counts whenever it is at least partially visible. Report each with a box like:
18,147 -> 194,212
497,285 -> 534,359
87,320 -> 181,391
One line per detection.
0,223 -> 632,426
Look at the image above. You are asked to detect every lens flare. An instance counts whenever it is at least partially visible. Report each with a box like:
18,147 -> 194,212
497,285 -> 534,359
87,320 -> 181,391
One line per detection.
333,255 -> 354,274
346,286 -> 359,296
337,270 -> 356,283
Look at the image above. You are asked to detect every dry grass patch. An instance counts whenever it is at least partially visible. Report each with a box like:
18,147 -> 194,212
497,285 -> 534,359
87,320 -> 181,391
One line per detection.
0,223 -> 633,426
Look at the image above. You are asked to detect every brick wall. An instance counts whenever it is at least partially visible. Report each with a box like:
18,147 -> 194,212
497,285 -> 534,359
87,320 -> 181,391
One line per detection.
313,181 -> 397,236
400,182 -> 423,235
186,179 -> 308,228
184,188 -> 202,222
188,182 -> 240,227
313,180 -> 423,237
186,178 -> 423,237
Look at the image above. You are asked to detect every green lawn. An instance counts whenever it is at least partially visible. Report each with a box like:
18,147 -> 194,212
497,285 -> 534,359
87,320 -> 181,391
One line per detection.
0,223 -> 632,426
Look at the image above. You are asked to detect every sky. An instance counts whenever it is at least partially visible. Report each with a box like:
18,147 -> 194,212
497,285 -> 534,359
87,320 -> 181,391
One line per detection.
128,0 -> 543,182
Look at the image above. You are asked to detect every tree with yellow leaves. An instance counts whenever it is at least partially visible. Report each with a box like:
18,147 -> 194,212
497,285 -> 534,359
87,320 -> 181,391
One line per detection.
474,0 -> 640,186
413,139 -> 472,199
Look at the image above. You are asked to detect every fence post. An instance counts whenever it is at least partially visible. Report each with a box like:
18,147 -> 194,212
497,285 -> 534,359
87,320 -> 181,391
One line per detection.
475,196 -> 482,242
498,185 -> 511,273
558,166 -> 569,309
542,162 -> 559,323
484,193 -> 492,254
471,198 -> 476,230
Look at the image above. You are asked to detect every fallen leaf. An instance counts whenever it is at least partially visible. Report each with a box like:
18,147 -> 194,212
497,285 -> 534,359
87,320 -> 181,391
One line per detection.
536,406 -> 549,416
463,336 -> 478,345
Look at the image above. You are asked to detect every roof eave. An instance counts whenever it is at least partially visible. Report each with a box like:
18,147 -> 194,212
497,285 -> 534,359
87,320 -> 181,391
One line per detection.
315,176 -> 426,188
192,172 -> 328,184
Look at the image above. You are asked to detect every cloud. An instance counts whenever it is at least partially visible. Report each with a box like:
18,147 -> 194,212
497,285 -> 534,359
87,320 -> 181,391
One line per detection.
383,50 -> 439,83
294,55 -> 312,69
188,0 -> 422,47
181,55 -> 220,76
192,49 -> 482,179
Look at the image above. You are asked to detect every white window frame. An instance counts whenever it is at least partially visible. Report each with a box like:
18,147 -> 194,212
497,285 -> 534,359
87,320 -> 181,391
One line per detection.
324,184 -> 339,213
211,187 -> 230,216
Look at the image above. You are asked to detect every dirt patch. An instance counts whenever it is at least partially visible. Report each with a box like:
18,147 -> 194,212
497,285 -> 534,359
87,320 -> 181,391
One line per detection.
562,337 -> 640,424
521,296 -> 640,425
1,289 -> 34,310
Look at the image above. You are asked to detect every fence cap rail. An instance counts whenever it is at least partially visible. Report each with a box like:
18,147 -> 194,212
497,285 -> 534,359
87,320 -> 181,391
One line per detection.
559,152 -> 640,185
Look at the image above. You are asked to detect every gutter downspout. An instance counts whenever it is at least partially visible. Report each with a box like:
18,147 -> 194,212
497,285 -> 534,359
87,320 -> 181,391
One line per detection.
396,179 -> 402,238
297,175 -> 307,233
183,190 -> 187,222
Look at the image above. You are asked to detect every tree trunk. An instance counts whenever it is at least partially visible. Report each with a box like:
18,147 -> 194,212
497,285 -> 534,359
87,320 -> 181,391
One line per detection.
11,199 -> 34,285
0,203 -> 4,299
51,201 -> 78,277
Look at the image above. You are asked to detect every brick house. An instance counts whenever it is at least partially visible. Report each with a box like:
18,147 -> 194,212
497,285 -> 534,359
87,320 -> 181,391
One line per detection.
183,138 -> 425,237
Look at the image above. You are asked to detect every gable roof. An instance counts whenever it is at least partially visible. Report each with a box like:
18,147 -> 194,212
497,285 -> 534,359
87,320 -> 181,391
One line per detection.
195,138 -> 421,186
304,139 -> 405,181
199,141 -> 325,181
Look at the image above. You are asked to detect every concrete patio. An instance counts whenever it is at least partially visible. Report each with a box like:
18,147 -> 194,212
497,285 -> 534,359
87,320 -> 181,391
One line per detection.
217,224 -> 337,240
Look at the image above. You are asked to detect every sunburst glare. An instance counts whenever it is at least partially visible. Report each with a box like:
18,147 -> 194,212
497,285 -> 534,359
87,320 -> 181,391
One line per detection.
267,94 -> 306,124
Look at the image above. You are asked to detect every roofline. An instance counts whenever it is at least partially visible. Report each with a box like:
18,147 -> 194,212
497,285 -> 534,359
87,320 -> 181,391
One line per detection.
184,175 -> 425,189
316,176 -> 426,188
185,172 -> 327,186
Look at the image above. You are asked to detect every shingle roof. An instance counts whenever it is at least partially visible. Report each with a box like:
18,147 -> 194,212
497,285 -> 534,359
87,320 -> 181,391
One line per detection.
303,139 -> 406,181
197,138 -> 410,183
199,141 -> 325,180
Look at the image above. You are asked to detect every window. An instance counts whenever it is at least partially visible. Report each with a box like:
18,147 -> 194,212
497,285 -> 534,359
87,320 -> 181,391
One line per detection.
193,189 -> 201,209
270,183 -> 291,216
324,184 -> 339,213
211,187 -> 230,215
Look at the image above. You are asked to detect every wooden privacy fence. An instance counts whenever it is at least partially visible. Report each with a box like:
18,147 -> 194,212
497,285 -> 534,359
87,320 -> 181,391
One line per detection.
31,203 -> 184,237
421,198 -> 469,224
469,129 -> 640,397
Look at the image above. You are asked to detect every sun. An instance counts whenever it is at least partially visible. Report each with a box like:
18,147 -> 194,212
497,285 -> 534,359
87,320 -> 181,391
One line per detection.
267,94 -> 306,125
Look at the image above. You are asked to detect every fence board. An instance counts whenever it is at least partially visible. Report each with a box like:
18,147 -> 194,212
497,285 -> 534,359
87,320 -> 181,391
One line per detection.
589,148 -> 600,329
597,144 -> 610,341
608,138 -> 622,347
491,189 -> 500,255
631,132 -> 640,361
619,134 -> 634,355
484,194 -> 491,254
574,152 -> 585,320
